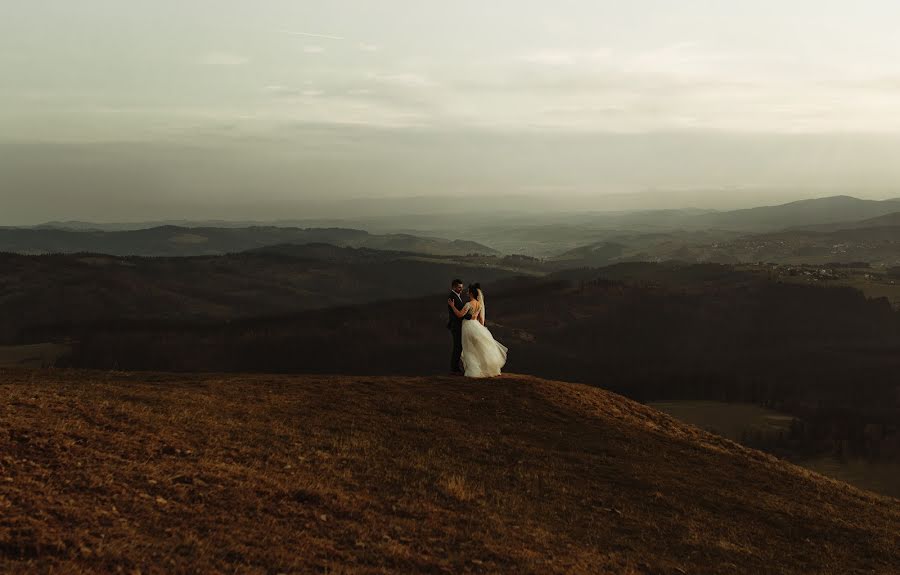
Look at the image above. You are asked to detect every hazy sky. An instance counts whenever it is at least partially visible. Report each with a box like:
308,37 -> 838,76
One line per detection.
3,1 -> 900,223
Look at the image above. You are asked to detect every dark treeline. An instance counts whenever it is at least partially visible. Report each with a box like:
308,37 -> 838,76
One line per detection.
23,263 -> 900,461
0,249 -> 523,345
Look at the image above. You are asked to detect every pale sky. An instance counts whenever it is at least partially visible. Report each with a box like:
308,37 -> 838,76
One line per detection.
3,1 -> 900,223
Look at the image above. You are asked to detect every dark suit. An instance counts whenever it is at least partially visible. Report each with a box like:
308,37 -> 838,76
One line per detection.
447,290 -> 470,372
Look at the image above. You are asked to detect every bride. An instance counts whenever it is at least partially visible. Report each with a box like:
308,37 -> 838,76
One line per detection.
447,283 -> 508,378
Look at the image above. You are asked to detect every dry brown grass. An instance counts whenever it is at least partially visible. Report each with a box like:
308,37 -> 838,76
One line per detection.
1,369 -> 898,574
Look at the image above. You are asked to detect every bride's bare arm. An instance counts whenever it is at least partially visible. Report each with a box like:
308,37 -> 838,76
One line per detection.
447,299 -> 469,318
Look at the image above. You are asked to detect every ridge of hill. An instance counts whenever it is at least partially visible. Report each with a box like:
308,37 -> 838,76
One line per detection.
707,225 -> 900,266
0,249 -> 522,343
1,370 -> 897,574
795,210 -> 900,232
13,196 -> 900,261
551,222 -> 900,267
688,195 -> 900,231
471,197 -> 900,263
0,226 -> 498,257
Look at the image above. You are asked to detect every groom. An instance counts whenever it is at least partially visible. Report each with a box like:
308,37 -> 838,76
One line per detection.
447,278 -> 470,374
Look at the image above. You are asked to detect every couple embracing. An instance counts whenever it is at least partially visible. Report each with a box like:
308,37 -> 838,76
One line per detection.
446,279 -> 508,378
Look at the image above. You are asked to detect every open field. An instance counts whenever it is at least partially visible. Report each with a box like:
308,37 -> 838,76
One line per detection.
1,369 -> 898,574
816,276 -> 900,309
650,400 -> 900,498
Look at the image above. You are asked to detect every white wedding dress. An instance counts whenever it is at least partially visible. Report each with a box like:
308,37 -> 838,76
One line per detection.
459,295 -> 508,378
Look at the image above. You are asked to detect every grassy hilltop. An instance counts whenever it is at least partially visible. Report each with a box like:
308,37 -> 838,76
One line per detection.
1,370 -> 898,574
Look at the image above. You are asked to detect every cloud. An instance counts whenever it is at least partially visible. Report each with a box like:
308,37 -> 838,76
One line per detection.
521,49 -> 610,67
200,52 -> 249,67
263,85 -> 296,97
367,72 -> 435,88
263,85 -> 324,99
163,42 -> 900,136
273,42 -> 900,134
445,45 -> 819,131
258,76 -> 437,129
284,30 -> 379,54
521,50 -> 579,67
286,31 -> 345,41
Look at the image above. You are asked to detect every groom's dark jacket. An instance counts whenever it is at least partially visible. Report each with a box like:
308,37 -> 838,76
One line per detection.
447,291 -> 471,330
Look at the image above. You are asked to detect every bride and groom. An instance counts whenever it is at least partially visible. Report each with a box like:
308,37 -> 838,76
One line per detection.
447,279 -> 508,378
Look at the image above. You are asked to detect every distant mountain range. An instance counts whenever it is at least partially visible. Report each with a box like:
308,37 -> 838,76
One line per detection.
687,195 -> 900,231
7,195 -> 900,264
548,197 -> 900,267
0,226 -> 498,257
25,194 -> 900,233
554,224 -> 900,268
794,210 -> 900,232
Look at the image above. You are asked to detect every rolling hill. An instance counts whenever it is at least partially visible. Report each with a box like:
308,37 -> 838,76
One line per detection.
14,196 -> 900,261
0,226 -> 498,257
45,263 -> 900,481
704,225 -> 900,266
0,248 -> 522,344
688,195 -> 900,232
550,217 -> 900,268
526,196 -> 900,264
548,230 -> 743,267
796,210 -> 900,232
1,369 -> 897,574
434,196 -> 900,257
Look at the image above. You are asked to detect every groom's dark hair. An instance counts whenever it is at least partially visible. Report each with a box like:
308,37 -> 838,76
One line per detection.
451,279 -> 463,286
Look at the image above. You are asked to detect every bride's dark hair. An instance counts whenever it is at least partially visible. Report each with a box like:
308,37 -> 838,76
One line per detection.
468,283 -> 481,299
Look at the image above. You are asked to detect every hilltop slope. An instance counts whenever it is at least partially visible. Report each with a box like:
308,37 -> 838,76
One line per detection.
1,370 -> 898,574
